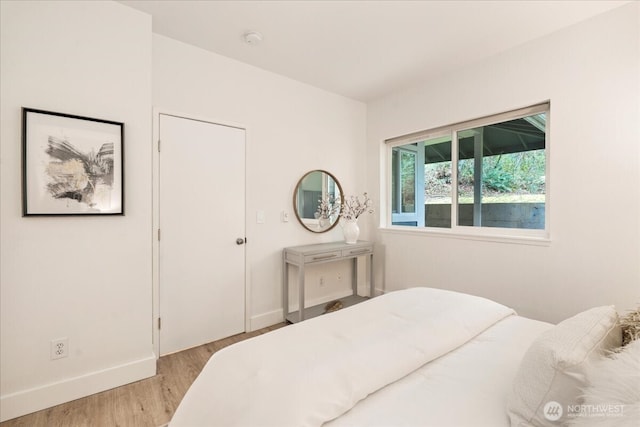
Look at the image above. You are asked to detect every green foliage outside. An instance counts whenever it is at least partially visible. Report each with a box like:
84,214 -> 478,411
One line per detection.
425,149 -> 545,203
400,151 -> 416,211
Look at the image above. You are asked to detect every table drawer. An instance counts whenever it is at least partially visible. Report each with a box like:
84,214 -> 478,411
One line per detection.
304,251 -> 342,263
342,247 -> 372,257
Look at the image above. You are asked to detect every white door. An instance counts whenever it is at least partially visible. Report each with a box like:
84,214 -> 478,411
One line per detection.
159,114 -> 245,355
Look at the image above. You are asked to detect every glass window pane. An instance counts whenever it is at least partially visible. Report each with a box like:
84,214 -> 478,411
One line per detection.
424,137 -> 452,228
391,150 -> 399,214
399,151 -> 416,213
457,130 -> 476,227
456,113 -> 546,229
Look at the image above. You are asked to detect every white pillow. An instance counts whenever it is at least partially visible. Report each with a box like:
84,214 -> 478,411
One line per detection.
507,306 -> 622,427
566,339 -> 640,426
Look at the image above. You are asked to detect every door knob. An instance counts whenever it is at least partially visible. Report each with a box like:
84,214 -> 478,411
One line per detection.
236,238 -> 246,245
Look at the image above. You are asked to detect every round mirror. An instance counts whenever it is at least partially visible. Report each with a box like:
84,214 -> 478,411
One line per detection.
293,170 -> 343,233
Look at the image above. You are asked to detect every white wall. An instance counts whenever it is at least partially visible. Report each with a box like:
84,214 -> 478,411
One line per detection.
152,35 -> 367,330
0,1 -> 154,421
367,3 -> 640,323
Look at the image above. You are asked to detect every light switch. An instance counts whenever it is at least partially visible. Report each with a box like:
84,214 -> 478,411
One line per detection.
256,210 -> 265,224
282,211 -> 289,222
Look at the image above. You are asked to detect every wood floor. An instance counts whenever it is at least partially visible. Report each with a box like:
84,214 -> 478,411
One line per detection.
1,323 -> 286,427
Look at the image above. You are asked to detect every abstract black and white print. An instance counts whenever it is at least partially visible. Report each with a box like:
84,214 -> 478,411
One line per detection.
45,136 -> 114,209
23,108 -> 124,215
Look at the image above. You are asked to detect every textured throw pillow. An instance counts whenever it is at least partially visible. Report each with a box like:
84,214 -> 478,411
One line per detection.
565,339 -> 640,426
507,306 -> 622,427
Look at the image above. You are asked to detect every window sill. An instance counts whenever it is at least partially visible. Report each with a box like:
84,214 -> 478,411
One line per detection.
379,226 -> 551,247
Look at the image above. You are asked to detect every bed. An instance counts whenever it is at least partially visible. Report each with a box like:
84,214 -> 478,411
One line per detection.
169,287 -> 630,427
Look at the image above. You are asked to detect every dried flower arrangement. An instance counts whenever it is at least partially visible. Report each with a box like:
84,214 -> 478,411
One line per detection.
619,307 -> 640,346
340,192 -> 373,221
315,194 -> 341,220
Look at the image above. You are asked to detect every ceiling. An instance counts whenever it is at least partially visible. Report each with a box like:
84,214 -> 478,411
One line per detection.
119,0 -> 629,102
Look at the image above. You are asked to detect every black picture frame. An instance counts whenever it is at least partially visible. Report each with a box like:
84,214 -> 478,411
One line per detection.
22,108 -> 124,216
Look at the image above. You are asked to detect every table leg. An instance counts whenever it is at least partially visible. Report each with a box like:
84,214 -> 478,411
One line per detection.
369,253 -> 374,297
283,257 -> 289,321
352,257 -> 358,296
298,264 -> 305,322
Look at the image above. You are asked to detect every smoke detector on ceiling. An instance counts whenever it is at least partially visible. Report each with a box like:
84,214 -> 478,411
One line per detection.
243,31 -> 263,46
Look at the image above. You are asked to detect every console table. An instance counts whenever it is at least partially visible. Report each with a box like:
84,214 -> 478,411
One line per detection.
283,241 -> 374,323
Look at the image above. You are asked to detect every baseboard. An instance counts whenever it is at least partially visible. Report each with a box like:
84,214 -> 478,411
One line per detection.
249,308 -> 284,331
249,287 -> 384,332
0,354 -> 156,422
372,286 -> 385,297
306,289 -> 355,310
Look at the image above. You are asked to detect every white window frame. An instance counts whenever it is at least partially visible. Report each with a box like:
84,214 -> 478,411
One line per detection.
383,102 -> 550,246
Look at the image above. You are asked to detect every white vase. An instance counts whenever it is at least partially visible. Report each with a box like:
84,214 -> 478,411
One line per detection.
342,219 -> 360,244
318,216 -> 329,230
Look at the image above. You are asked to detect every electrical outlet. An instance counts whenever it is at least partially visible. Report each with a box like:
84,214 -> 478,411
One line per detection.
51,338 -> 68,360
319,276 -> 325,286
337,272 -> 342,281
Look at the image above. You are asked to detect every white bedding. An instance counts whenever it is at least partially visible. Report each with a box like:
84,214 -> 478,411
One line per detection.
327,315 -> 552,427
170,288 -> 549,427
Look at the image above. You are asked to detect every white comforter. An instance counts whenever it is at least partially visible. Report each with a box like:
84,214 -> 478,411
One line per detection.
169,288 -> 516,427
327,315 -> 552,426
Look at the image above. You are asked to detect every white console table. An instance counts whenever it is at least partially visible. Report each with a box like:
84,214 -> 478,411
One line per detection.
283,241 -> 374,323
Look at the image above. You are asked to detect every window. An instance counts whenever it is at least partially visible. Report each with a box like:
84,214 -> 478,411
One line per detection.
387,103 -> 548,239
391,146 -> 420,225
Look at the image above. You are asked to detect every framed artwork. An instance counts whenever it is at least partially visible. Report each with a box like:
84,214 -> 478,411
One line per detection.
22,108 -> 124,216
